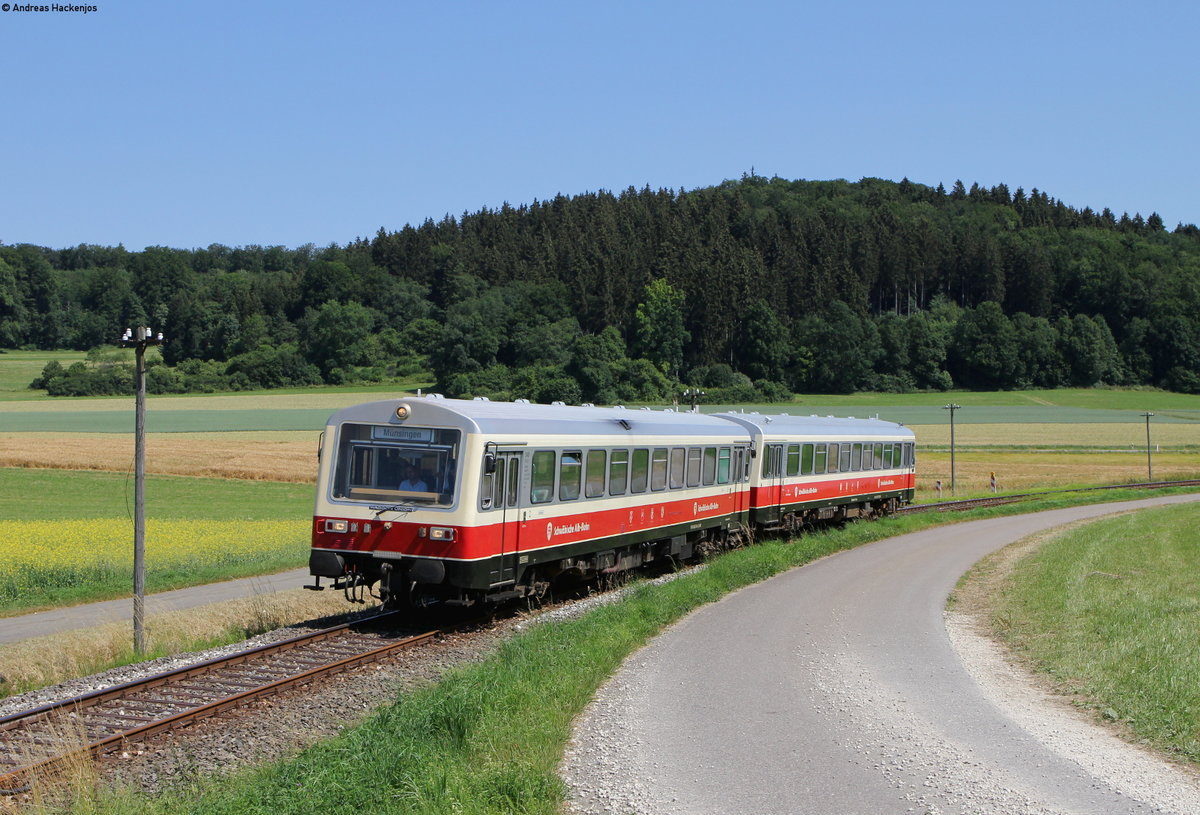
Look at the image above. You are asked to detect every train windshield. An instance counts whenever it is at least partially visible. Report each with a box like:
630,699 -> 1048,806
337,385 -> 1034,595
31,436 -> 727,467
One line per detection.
331,424 -> 461,505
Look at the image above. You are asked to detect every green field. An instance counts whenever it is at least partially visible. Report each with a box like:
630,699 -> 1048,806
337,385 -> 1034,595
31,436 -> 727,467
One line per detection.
0,349 -> 87,399
0,470 -> 313,615
995,503 -> 1200,762
0,469 -> 311,521
1,383 -> 1197,433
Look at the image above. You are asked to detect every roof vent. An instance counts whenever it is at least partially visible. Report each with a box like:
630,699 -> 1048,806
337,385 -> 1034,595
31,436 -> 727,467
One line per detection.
640,407 -> 652,411
614,405 -> 626,410
514,398 -> 531,405
427,393 -> 445,399
552,401 -> 565,406
473,396 -> 490,401
581,402 -> 595,408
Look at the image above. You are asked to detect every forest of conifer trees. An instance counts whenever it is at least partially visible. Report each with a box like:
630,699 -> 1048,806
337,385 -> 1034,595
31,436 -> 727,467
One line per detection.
5,175 -> 1199,400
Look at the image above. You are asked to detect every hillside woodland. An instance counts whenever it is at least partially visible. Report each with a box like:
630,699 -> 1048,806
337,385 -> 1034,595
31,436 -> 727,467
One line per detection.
4,176 -> 1199,400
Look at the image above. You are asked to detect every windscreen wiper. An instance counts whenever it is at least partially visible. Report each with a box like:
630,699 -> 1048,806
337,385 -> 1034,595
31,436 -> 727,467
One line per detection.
371,504 -> 416,518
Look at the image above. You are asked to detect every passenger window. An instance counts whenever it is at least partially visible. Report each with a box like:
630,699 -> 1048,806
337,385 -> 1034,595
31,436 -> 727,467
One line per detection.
786,444 -> 800,476
585,450 -> 606,498
716,448 -> 731,484
531,451 -> 555,504
702,447 -> 717,485
609,449 -> 629,495
827,443 -> 840,474
651,448 -> 668,491
670,448 -> 686,489
813,443 -> 827,474
873,443 -> 883,470
631,448 -> 650,493
686,448 -> 702,487
883,443 -> 892,468
801,443 -> 814,475
851,443 -> 863,471
559,451 -> 582,501
840,444 -> 852,473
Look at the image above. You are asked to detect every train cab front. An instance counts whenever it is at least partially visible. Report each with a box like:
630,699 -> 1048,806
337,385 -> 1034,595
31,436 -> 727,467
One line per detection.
308,407 -> 468,607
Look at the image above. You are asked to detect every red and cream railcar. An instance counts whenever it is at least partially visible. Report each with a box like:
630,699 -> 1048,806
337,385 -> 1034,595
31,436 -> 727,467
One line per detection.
309,396 -> 754,607
718,412 -> 916,529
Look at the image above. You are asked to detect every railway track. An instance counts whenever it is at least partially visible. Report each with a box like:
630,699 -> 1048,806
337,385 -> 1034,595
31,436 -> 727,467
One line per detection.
896,478 -> 1200,515
0,612 -> 442,794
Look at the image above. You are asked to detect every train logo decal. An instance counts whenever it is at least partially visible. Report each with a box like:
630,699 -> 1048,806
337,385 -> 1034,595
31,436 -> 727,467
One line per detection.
549,521 -> 591,538
694,501 -> 720,513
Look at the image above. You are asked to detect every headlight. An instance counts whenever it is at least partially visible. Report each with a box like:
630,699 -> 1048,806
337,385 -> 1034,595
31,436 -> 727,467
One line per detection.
324,519 -> 349,533
427,526 -> 456,541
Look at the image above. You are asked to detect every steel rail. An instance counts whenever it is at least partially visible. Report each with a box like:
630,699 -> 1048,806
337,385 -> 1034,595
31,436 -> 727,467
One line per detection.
0,611 -> 439,793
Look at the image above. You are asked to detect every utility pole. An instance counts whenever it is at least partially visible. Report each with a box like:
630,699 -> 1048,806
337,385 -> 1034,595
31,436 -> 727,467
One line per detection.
1142,411 -> 1155,481
119,326 -> 164,654
942,403 -> 961,496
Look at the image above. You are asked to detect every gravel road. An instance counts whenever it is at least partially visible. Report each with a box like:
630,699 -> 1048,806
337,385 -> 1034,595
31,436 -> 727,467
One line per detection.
561,495 -> 1200,815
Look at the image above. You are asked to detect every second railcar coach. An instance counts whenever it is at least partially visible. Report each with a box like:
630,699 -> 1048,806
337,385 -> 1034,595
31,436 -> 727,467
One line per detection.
718,411 -> 916,530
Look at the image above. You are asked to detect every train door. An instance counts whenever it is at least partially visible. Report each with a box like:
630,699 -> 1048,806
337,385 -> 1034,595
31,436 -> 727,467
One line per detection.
492,449 -> 524,586
732,444 -> 751,521
763,443 -> 784,523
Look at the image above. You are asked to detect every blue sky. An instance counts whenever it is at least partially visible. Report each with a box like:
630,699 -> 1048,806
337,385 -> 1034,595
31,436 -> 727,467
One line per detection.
2,0 -> 1197,251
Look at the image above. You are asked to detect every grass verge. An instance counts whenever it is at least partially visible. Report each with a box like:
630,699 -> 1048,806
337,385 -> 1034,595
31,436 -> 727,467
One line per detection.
66,486 -> 1199,815
991,502 -> 1200,763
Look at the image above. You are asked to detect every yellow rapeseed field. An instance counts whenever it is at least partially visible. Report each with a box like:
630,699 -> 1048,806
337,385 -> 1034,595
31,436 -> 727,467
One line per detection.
0,519 -> 308,608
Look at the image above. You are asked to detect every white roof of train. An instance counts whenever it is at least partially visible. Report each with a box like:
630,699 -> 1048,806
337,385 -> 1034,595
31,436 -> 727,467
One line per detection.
324,396 -> 914,443
325,396 -> 748,440
715,411 -> 914,440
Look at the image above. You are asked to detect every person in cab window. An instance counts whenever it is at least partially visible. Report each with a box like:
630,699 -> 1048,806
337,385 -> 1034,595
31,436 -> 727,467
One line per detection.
399,464 -> 428,492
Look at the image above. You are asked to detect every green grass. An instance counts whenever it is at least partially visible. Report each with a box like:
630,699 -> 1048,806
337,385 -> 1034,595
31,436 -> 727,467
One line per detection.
74,486 -> 1200,815
783,387 -> 1200,411
0,468 -> 311,521
0,407 -> 338,432
0,469 -> 314,615
995,502 -> 1200,762
0,349 -> 87,399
